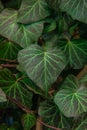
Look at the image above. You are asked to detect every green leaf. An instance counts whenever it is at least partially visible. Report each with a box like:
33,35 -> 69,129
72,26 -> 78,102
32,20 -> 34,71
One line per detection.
18,44 -> 66,93
75,119 -> 87,130
58,39 -> 87,69
0,41 -> 22,60
0,124 -> 7,130
18,0 -> 50,23
22,113 -> 36,130
54,75 -> 87,117
0,68 -> 33,108
47,0 -> 60,11
0,9 -> 43,48
60,0 -> 87,23
39,101 -> 70,130
0,0 -> 4,12
0,88 -> 7,102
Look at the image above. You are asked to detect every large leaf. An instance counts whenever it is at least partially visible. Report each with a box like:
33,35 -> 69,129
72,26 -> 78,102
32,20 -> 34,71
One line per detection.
60,0 -> 87,23
75,119 -> 87,130
0,41 -> 22,60
0,69 -> 33,108
39,101 -> 70,130
0,9 -> 43,48
58,39 -> 87,69
54,75 -> 87,117
22,113 -> 36,130
18,44 -> 66,93
0,88 -> 7,103
18,0 -> 50,23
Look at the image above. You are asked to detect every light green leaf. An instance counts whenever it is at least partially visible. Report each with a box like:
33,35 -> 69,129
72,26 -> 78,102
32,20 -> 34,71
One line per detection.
60,0 -> 87,23
18,0 -> 50,23
75,119 -> 87,130
54,75 -> 87,117
39,101 -> 70,130
58,39 -> 87,69
22,113 -> 36,130
0,41 -> 22,60
0,68 -> 33,108
0,9 -> 43,48
0,88 -> 7,103
18,44 -> 66,93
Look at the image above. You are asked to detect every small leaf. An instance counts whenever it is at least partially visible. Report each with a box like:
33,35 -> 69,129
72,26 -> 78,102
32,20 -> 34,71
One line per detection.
58,39 -> 87,69
0,88 -> 7,102
18,44 -> 67,93
18,0 -> 50,23
0,9 -> 43,48
22,113 -> 36,130
0,41 -> 22,60
60,0 -> 87,23
54,75 -> 87,117
0,68 -> 33,108
75,119 -> 87,130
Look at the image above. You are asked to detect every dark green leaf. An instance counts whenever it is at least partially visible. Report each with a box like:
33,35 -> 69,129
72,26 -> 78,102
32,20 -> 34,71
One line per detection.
60,0 -> 87,23
0,0 -> 4,12
75,119 -> 87,130
0,68 -> 33,108
18,0 -> 50,23
18,44 -> 66,93
0,41 -> 22,60
22,113 -> 36,130
0,9 -> 43,48
47,0 -> 60,11
0,88 -> 7,102
54,75 -> 87,117
58,39 -> 87,69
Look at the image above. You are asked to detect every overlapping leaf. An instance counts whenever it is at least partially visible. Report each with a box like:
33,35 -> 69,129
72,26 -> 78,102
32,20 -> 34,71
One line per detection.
0,41 -> 22,60
0,69 -> 33,108
22,113 -> 36,130
39,101 -> 70,130
47,0 -> 60,11
58,39 -> 87,69
0,88 -> 7,103
54,75 -> 87,117
60,0 -> 87,23
18,0 -> 50,23
0,9 -> 43,48
75,119 -> 87,130
18,44 -> 66,93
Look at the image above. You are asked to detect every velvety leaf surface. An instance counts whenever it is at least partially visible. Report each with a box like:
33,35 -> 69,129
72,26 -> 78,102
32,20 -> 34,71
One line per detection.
39,101 -> 70,130
18,44 -> 66,92
0,41 -> 22,60
58,39 -> 87,69
54,75 -> 87,117
22,113 -> 36,130
0,69 -> 33,108
0,9 -> 43,48
75,119 -> 87,130
18,0 -> 50,23
60,0 -> 87,23
0,88 -> 7,103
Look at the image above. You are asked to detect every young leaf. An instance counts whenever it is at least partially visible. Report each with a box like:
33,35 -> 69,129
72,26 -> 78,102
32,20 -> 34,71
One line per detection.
75,119 -> 87,130
18,44 -> 66,93
0,88 -> 7,103
58,39 -> 87,69
0,9 -> 43,48
0,68 -> 33,108
18,0 -> 50,23
22,113 -> 36,130
54,75 -> 87,117
0,41 -> 22,60
60,0 -> 87,23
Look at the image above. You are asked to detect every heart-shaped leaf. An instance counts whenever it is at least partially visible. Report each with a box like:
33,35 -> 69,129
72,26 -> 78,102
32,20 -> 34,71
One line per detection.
0,41 -> 22,60
60,0 -> 87,23
22,113 -> 36,130
54,75 -> 87,117
18,44 -> 66,93
0,68 -> 33,108
0,88 -> 7,103
58,39 -> 87,69
0,9 -> 43,48
18,0 -> 50,23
